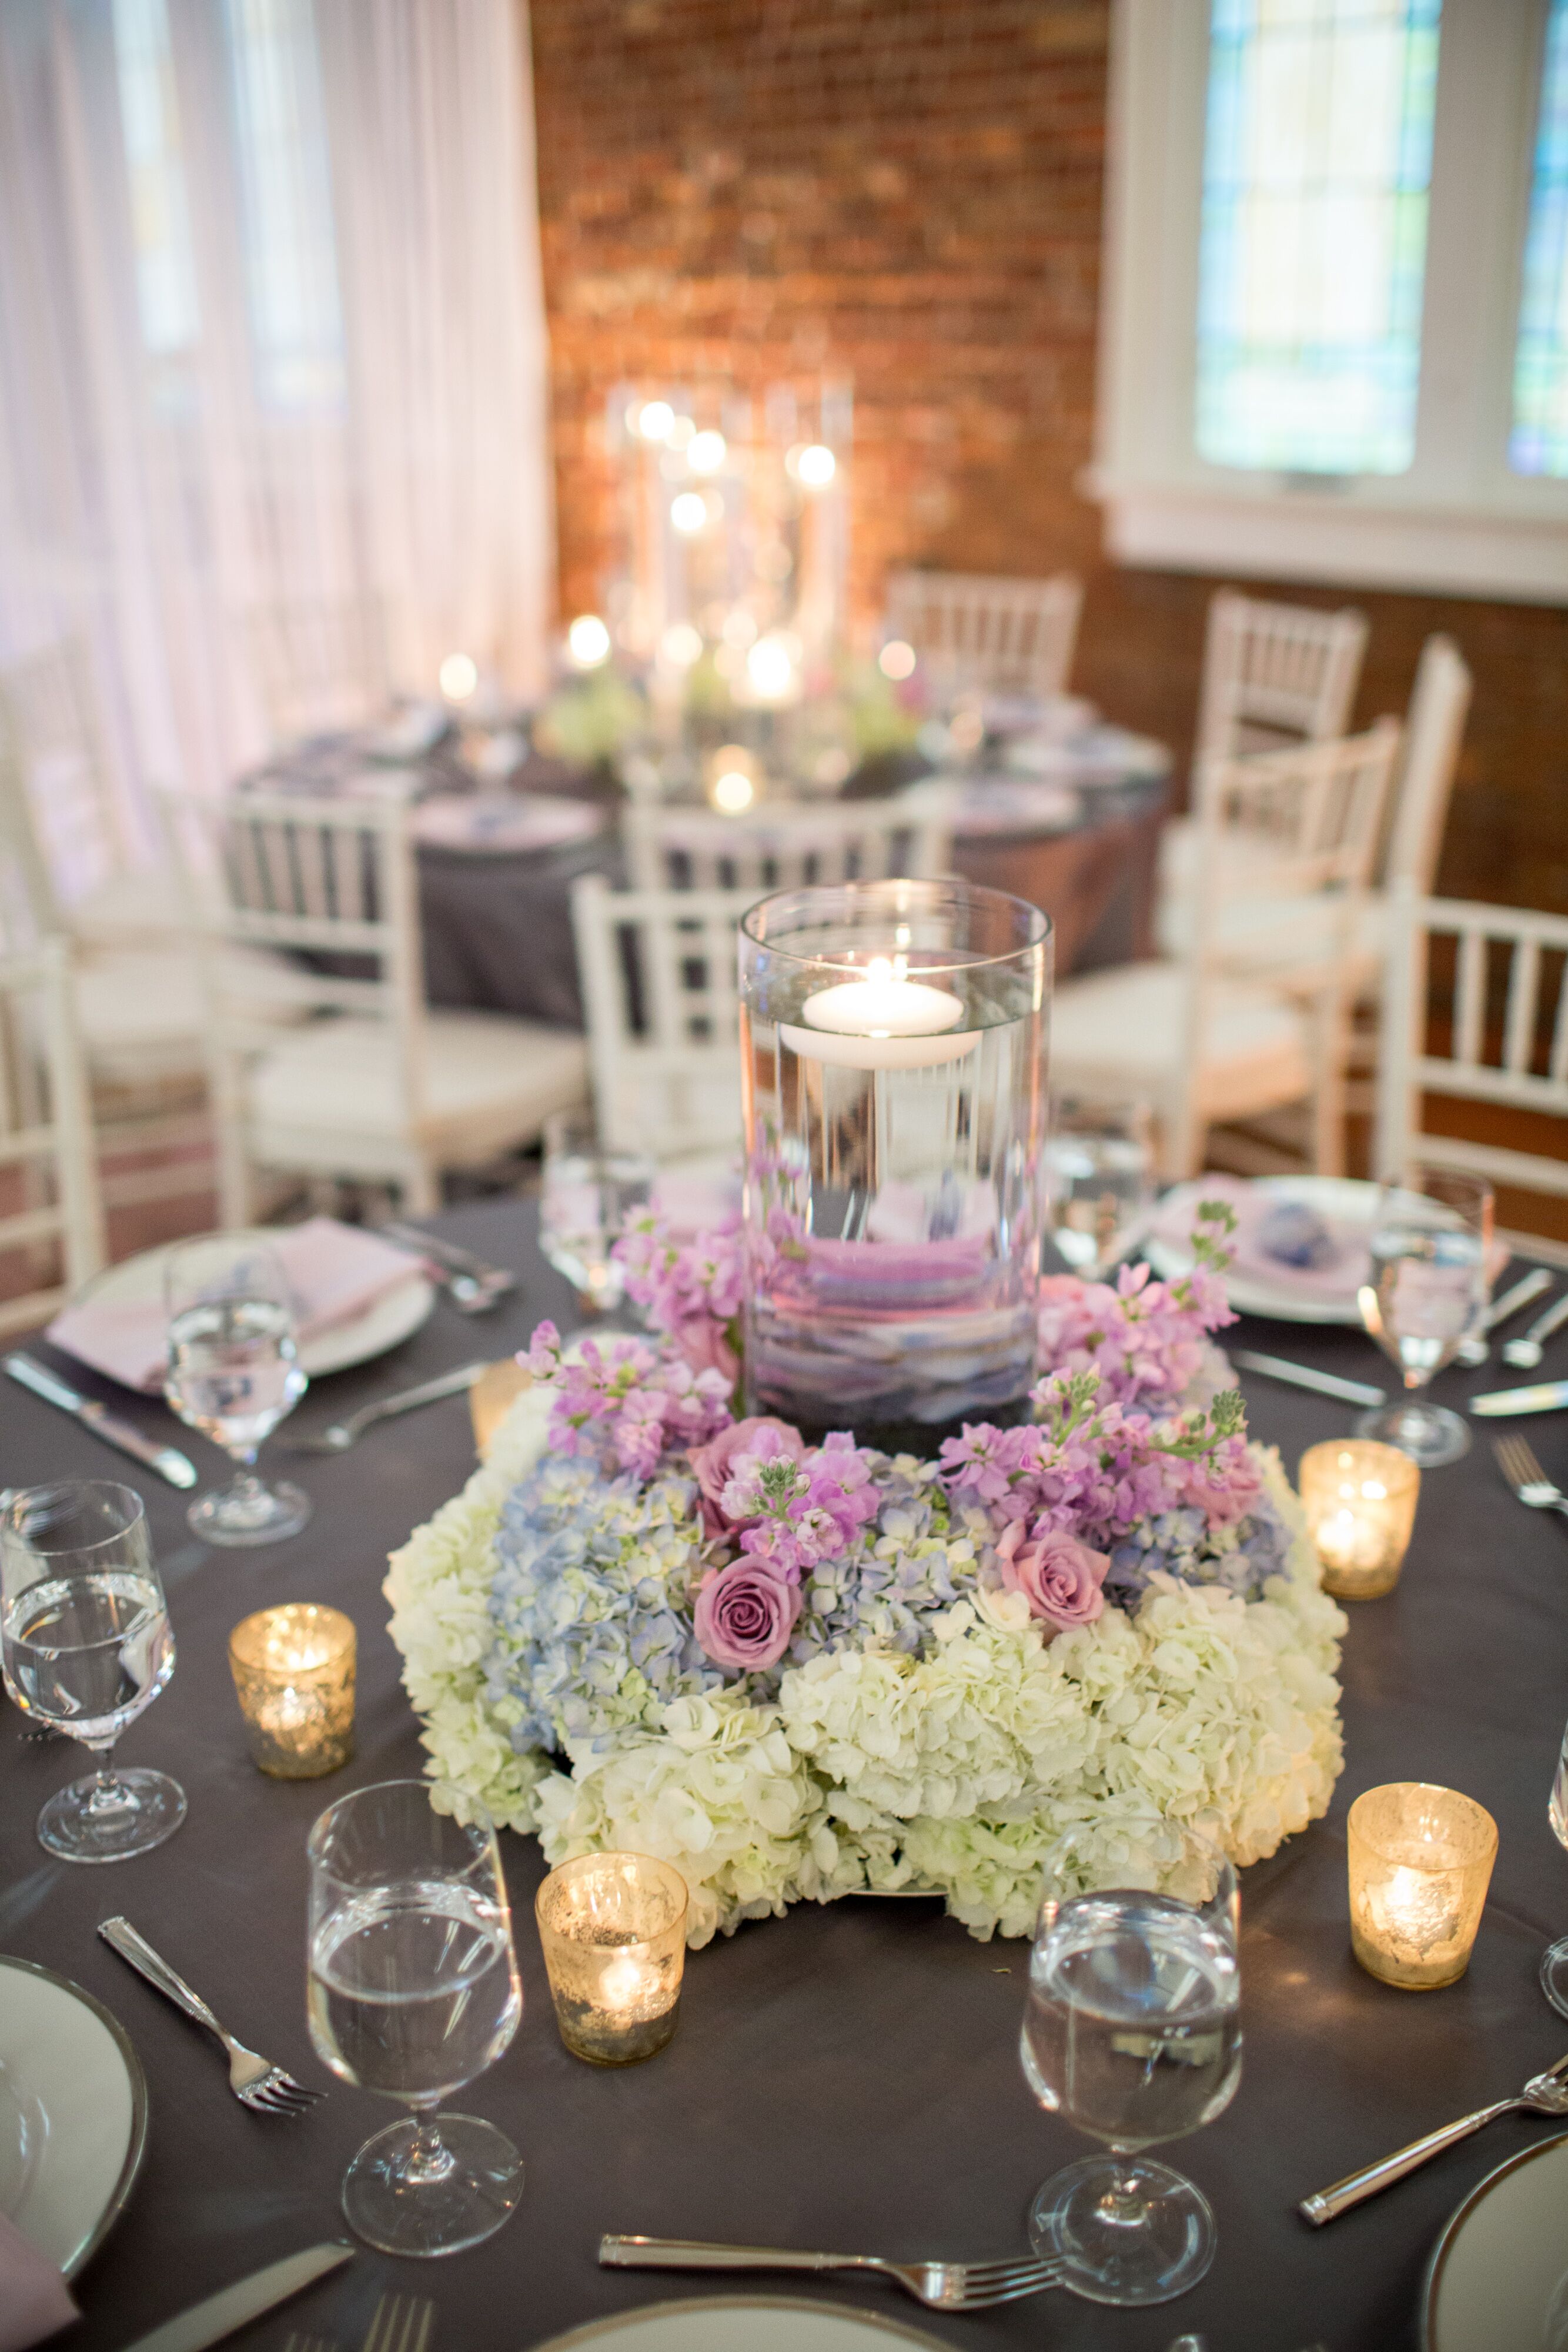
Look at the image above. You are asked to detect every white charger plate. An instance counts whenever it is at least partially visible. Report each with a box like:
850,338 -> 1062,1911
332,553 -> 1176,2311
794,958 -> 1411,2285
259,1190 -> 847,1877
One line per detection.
0,1957 -> 147,2278
73,1231 -> 436,1379
1422,2129 -> 1568,2351
530,2297 -> 949,2351
1146,1175 -> 1381,1326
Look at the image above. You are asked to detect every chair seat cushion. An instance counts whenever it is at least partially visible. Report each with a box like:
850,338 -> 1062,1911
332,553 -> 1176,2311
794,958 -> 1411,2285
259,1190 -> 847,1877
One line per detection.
247,1011 -> 588,1155
69,867 -> 187,948
1157,820 -> 1384,993
1051,960 -> 1312,1121
73,943 -> 308,1076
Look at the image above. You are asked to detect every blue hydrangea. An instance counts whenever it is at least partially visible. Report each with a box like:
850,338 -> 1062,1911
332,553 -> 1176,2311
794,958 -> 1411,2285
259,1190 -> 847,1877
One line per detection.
1105,1490 -> 1294,1606
487,1456 -> 720,1756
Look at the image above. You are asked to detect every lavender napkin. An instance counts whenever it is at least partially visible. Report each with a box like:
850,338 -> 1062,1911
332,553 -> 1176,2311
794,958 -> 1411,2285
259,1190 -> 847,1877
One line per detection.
0,2212 -> 76,2350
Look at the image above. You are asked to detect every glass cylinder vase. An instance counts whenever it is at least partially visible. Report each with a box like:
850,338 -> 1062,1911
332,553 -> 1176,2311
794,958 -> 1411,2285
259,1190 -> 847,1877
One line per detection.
738,877 -> 1051,1449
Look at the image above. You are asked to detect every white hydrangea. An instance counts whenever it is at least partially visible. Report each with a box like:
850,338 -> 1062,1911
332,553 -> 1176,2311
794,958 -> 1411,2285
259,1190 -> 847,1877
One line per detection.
386,1411 -> 1348,1945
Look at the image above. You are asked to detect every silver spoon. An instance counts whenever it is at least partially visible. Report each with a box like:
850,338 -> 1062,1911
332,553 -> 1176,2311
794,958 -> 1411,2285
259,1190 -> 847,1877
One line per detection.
1503,1288 -> 1568,1369
1457,1266 -> 1554,1367
292,1361 -> 488,1454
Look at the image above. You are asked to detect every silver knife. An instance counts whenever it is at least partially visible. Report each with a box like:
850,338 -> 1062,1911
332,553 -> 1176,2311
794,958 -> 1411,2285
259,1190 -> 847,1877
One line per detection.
4,1354 -> 199,1490
119,2242 -> 352,2352
1232,1350 -> 1387,1409
1470,1379 -> 1568,1418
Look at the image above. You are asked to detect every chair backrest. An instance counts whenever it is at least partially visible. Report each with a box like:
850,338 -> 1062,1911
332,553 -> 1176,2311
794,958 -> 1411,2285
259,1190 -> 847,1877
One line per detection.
622,794 -> 953,896
884,569 -> 1084,699
570,876 -> 751,1161
1382,634 -> 1472,894
1194,590 -> 1369,766
0,640 -> 127,921
243,593 -> 392,744
159,787 -> 427,1114
0,937 -> 106,1336
1189,719 -> 1403,991
1376,885 -> 1568,1204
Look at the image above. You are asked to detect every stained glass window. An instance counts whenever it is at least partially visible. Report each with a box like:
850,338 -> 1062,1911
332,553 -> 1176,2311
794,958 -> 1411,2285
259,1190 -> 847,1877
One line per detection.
1512,0 -> 1568,477
1196,0 -> 1443,476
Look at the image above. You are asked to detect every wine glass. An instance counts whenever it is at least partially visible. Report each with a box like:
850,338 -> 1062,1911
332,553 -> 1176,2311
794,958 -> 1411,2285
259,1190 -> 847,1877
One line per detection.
163,1235 -> 310,1545
307,1778 -> 524,2257
1019,1831 -> 1241,2307
1540,1716 -> 1568,2020
1,1481 -> 185,1863
539,1111 -> 654,1312
1045,1097 -> 1155,1277
1355,1167 -> 1493,1468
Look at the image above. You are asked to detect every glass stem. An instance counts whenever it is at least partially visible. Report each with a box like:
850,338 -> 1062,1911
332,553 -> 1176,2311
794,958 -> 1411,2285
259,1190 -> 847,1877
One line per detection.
1099,2159 -> 1148,2230
403,2105 -> 457,2186
80,1737 -> 131,1812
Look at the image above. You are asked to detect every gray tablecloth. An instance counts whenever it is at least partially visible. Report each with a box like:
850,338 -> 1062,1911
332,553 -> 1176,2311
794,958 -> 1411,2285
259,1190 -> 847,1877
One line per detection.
6,1202 -> 1568,2352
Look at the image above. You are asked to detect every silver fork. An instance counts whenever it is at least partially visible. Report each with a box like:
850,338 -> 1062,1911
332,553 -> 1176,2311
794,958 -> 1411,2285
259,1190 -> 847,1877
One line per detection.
1494,1434 -> 1568,1522
1457,1267 -> 1554,1365
99,1916 -> 325,2117
380,1222 -> 516,1314
600,2235 -> 1065,2312
1300,2052 -> 1568,2222
362,2295 -> 436,2352
1503,1287 -> 1568,1368
292,1362 -> 488,1455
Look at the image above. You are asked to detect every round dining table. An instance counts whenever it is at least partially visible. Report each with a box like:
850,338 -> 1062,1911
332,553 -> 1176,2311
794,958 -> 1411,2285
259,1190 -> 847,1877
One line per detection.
5,1199 -> 1567,2352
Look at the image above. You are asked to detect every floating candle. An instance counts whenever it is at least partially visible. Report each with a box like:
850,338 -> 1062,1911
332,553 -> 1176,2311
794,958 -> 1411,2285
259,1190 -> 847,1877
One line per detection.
784,954 -> 979,1071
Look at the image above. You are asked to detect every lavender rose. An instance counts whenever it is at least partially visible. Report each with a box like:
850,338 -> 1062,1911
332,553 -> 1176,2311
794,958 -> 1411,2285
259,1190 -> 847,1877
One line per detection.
693,1560 -> 801,1673
688,1416 -> 805,1535
994,1520 -> 1109,1635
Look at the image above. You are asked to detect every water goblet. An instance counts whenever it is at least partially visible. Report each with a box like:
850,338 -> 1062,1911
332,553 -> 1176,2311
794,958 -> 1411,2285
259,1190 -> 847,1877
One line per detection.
1,1481 -> 185,1862
1045,1097 -> 1155,1277
307,1777 -> 524,2257
1355,1167 -> 1493,1468
163,1234 -> 310,1544
1019,1832 -> 1241,2307
539,1111 -> 655,1313
1540,1716 -> 1568,2020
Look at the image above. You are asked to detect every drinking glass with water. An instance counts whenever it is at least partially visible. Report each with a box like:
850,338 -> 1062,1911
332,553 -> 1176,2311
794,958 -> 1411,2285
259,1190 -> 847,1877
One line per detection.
307,1777 -> 524,2257
1019,1830 -> 1241,2307
163,1235 -> 310,1545
1355,1167 -> 1493,1468
539,1111 -> 655,1313
1540,1719 -> 1568,2022
1,1481 -> 186,1863
1045,1097 -> 1155,1278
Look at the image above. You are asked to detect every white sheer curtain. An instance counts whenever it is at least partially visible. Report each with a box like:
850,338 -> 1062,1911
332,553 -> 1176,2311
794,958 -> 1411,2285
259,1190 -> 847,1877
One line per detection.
0,0 -> 553,838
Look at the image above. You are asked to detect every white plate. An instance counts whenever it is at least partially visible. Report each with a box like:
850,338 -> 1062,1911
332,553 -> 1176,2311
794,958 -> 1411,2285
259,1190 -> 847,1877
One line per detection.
75,1232 -> 436,1379
1146,1175 -> 1381,1325
0,1957 -> 147,2278
530,2296 -> 950,2352
1422,2129 -> 1568,2351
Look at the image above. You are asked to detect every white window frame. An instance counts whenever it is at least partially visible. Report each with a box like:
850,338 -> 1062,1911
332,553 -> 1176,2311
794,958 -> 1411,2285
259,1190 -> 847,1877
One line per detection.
1092,0 -> 1568,604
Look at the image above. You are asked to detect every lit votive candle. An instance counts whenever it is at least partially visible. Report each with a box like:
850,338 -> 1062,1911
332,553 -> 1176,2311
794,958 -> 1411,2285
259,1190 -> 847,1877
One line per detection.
470,1359 -> 532,1456
535,1851 -> 688,2064
782,953 -> 979,1071
1348,1783 -> 1497,1989
1299,1441 -> 1420,1599
228,1605 -> 356,1779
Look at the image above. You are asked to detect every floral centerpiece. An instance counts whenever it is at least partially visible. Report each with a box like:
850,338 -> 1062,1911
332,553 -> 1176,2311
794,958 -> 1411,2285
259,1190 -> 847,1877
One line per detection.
386,1208 -> 1345,1946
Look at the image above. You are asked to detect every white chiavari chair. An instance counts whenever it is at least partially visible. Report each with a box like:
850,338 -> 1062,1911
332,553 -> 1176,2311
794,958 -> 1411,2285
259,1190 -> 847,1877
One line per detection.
162,790 -> 587,1220
884,569 -> 1083,700
623,794 -> 952,896
571,877 -> 752,1164
1194,589 -> 1369,764
0,937 -> 105,1337
1376,887 -> 1568,1227
1052,723 -> 1401,1180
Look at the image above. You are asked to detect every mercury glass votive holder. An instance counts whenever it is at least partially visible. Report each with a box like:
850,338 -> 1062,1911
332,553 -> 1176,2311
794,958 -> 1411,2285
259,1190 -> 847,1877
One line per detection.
228,1604 -> 356,1779
1299,1441 -> 1420,1599
535,1851 -> 688,2065
1348,1783 -> 1497,1989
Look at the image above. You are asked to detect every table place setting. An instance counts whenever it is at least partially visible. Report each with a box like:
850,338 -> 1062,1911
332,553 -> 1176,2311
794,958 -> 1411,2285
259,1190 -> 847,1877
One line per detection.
8,894 -> 1568,2350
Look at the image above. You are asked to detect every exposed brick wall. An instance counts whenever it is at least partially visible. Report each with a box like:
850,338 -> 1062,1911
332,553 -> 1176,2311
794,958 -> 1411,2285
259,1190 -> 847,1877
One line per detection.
529,0 -> 1568,913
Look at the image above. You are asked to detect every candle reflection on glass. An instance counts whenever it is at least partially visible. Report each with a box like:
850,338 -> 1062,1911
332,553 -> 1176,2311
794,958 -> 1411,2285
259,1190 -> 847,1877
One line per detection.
1348,1783 -> 1496,1989
228,1605 -> 356,1779
1299,1441 -> 1419,1599
534,1851 -> 688,2064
